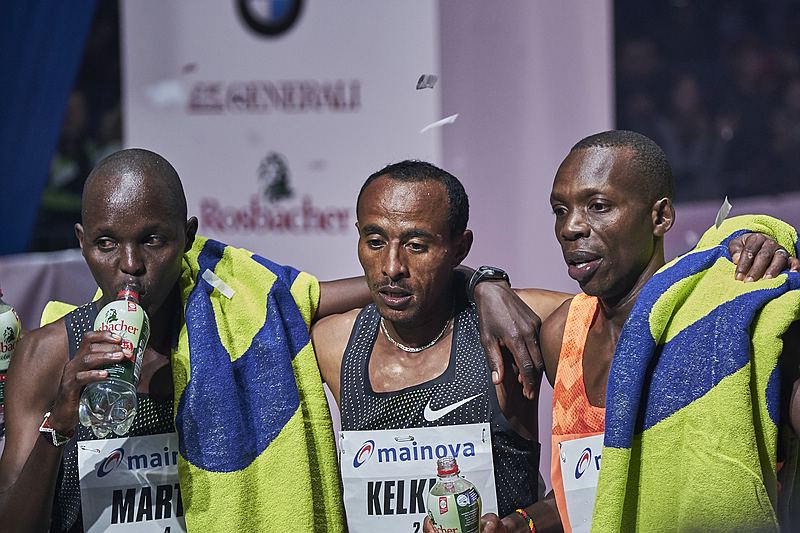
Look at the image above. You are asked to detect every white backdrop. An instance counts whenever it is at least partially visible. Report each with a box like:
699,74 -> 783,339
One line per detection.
122,0 -> 441,280
121,0 -> 614,492
439,1 -> 614,489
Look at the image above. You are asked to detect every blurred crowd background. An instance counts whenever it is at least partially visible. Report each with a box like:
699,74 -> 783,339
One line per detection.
29,0 -> 800,252
617,0 -> 800,203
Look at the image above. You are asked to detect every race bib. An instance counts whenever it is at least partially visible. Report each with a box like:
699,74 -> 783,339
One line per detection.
559,434 -> 603,533
77,433 -> 185,533
340,423 -> 497,533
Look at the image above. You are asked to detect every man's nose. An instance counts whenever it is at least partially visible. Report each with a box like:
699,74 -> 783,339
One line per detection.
561,210 -> 590,241
119,243 -> 145,276
382,245 -> 408,281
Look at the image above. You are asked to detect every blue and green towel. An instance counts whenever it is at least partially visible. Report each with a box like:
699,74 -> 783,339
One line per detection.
592,215 -> 800,532
43,236 -> 345,532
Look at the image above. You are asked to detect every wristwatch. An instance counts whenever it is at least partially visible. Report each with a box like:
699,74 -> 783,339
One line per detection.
467,265 -> 511,305
39,412 -> 72,447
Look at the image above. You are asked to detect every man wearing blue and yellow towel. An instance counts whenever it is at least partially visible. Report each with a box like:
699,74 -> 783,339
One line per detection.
486,130 -> 800,533
0,149 -> 543,533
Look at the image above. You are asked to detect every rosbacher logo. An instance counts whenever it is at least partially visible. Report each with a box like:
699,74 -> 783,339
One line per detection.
353,439 -> 476,469
96,444 -> 180,477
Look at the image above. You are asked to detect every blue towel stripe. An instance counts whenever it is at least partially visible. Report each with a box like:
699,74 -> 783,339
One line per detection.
176,239 -> 306,472
252,253 -> 301,288
766,365 -> 782,427
638,288 -> 786,434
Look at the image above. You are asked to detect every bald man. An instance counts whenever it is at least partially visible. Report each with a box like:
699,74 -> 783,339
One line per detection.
0,148 -> 544,533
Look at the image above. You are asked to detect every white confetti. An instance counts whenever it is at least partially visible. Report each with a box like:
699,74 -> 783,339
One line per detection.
420,113 -> 459,134
714,196 -> 733,229
416,74 -> 438,90
202,269 -> 235,299
144,79 -> 187,109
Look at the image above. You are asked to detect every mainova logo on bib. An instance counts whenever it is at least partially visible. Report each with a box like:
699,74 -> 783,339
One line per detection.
574,446 -> 601,480
353,440 -> 375,468
95,442 -> 180,476
352,438 -> 477,468
98,448 -> 125,478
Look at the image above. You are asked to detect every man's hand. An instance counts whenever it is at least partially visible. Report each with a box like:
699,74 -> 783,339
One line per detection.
48,331 -> 126,435
729,233 -> 800,282
473,280 -> 543,400
424,513 -> 526,533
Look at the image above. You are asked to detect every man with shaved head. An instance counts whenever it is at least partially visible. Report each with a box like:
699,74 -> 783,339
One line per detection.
0,148 -> 547,533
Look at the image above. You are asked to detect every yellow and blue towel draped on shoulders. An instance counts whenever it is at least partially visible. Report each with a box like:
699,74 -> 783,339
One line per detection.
43,236 -> 345,532
592,215 -> 800,532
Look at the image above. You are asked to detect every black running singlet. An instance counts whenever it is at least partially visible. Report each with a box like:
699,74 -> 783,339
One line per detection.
340,304 -> 540,518
51,303 -> 174,533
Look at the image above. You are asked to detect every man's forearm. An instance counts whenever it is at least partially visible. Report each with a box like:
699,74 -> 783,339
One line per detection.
0,436 -> 64,533
316,276 -> 370,321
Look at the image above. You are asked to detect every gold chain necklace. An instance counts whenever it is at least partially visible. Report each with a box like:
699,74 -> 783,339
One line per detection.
379,316 -> 452,353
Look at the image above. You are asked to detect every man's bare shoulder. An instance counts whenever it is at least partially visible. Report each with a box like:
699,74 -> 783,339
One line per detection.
514,288 -> 573,323
311,308 -> 362,403
311,308 -> 361,365
539,297 -> 573,385
14,320 -> 69,367
312,308 -> 361,342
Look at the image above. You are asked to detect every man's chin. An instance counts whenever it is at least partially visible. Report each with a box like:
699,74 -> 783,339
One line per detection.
376,305 -> 417,326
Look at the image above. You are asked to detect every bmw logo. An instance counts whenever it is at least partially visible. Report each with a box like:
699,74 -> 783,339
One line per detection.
97,447 -> 125,478
353,440 -> 375,468
237,0 -> 304,37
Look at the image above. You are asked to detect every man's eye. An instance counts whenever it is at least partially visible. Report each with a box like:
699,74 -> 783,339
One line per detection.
366,239 -> 384,249
96,239 -> 116,251
552,206 -> 567,217
145,235 -> 166,247
407,242 -> 426,252
590,202 -> 609,212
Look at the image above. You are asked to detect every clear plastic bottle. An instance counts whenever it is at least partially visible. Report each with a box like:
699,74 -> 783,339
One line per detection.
79,285 -> 150,437
0,287 -> 21,447
426,457 -> 482,533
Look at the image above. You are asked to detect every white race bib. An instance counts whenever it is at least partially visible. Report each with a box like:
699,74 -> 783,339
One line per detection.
77,433 -> 185,533
559,434 -> 603,533
340,423 -> 497,533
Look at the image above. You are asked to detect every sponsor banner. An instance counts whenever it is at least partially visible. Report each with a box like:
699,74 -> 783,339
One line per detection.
122,0 -> 441,279
78,433 -> 185,533
559,433 -> 603,533
340,423 -> 497,533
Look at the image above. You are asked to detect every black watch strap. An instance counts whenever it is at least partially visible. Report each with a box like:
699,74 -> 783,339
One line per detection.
467,265 -> 510,305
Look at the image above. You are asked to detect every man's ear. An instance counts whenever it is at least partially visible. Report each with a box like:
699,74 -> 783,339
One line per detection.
75,223 -> 85,255
184,217 -> 199,252
453,229 -> 473,265
652,198 -> 675,237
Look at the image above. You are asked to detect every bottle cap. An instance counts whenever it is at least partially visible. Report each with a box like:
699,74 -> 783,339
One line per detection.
436,456 -> 459,476
117,288 -> 140,300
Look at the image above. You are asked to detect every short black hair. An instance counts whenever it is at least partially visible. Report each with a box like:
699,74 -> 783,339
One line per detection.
82,148 -> 187,222
571,130 -> 674,202
357,160 -> 469,237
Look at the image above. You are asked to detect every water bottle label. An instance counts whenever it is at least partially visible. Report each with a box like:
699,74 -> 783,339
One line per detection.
427,487 -> 481,533
0,307 -> 21,373
94,300 -> 150,386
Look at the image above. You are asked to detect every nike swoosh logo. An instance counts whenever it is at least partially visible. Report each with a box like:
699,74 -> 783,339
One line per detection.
423,393 -> 484,422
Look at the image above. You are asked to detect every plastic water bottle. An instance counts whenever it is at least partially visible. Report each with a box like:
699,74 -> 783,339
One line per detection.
0,288 -> 21,447
79,285 -> 149,438
426,457 -> 482,533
